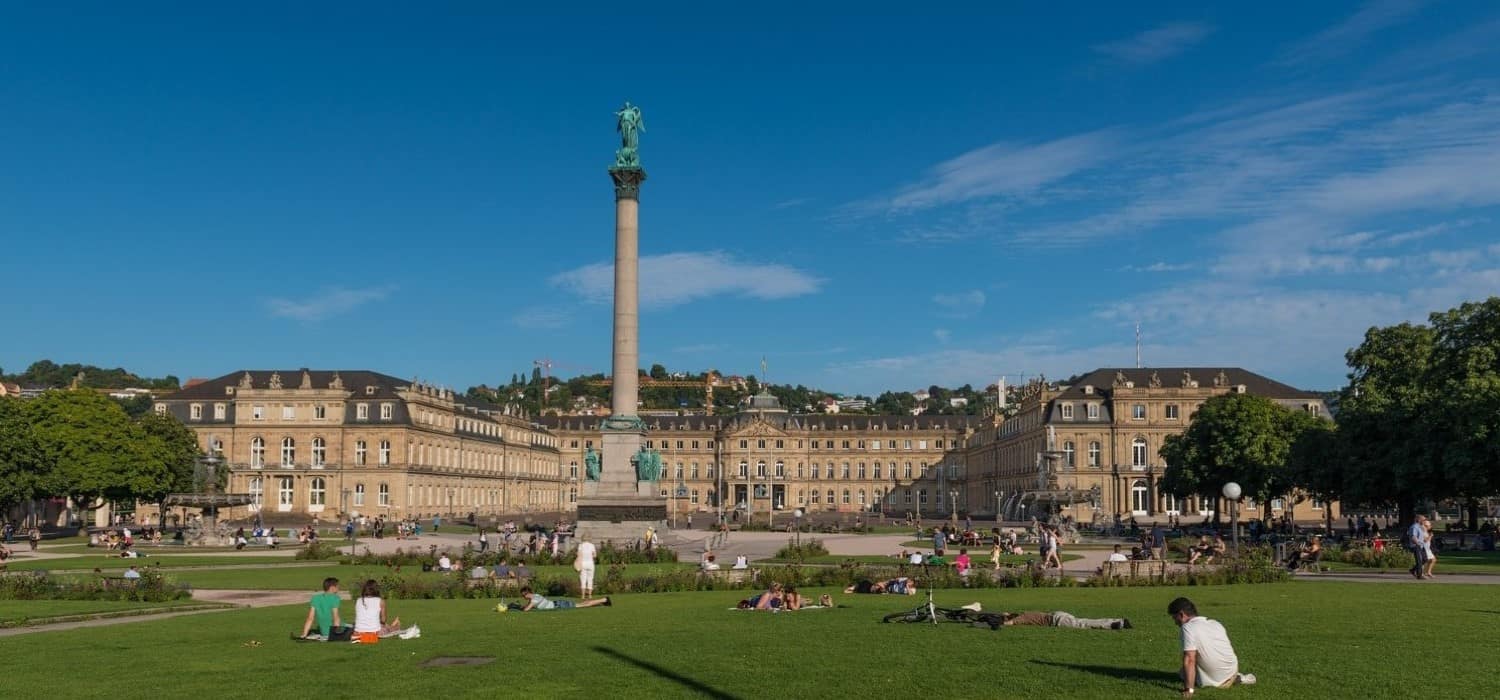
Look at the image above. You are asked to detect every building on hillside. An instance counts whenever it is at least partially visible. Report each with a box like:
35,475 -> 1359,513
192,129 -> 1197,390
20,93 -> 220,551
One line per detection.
155,370 -> 564,522
540,391 -> 975,520
952,367 -> 1334,526
0,382 -> 21,398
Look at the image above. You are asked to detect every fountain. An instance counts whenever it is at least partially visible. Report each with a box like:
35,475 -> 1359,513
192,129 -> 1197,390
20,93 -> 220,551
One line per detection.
162,453 -> 255,546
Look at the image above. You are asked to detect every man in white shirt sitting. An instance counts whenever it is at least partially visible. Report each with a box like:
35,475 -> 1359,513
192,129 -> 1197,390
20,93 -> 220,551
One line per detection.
1107,544 -> 1129,563
1169,597 -> 1255,696
437,554 -> 453,572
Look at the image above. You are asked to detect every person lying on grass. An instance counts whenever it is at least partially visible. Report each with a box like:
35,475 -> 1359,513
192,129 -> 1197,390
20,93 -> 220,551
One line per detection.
738,582 -> 784,610
991,610 -> 1133,630
519,586 -> 611,611
845,577 -> 918,595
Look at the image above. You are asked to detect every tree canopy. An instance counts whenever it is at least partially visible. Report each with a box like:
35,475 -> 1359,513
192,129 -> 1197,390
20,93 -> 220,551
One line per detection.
1159,392 -> 1323,515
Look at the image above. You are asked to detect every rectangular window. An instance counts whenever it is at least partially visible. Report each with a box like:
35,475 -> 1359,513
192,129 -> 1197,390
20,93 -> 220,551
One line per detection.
740,440 -> 748,449
1166,404 -> 1180,420
380,404 -> 393,420
355,441 -> 367,466
278,477 -> 294,507
354,485 -> 365,506
1061,403 -> 1074,420
842,440 -> 851,449
1132,404 -> 1146,420
253,405 -> 265,420
314,404 -> 326,419
214,403 -> 226,420
282,405 -> 295,420
871,440 -> 881,450
1087,403 -> 1100,420
356,404 -> 369,420
918,440 -> 928,450
775,439 -> 784,449
378,484 -> 390,506
190,404 -> 202,420
904,440 -> 913,450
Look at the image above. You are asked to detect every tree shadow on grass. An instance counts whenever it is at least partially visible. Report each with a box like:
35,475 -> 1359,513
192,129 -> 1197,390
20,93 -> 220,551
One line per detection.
1030,660 -> 1179,689
592,646 -> 741,700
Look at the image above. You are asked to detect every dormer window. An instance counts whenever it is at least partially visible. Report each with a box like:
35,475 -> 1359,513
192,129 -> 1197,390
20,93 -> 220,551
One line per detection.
366,386 -> 377,395
1083,385 -> 1094,395
1060,403 -> 1074,420
1087,403 -> 1100,420
225,386 -> 235,396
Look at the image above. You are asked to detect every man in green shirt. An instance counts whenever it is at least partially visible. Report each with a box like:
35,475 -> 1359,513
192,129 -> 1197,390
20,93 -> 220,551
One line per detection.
299,577 -> 344,640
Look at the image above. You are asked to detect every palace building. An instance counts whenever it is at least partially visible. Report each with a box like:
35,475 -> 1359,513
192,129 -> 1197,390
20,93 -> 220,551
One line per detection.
540,392 -> 977,522
156,370 -> 564,521
952,367 -> 1334,526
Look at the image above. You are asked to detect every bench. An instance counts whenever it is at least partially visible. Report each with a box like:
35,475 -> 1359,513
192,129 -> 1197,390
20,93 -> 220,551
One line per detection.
1102,560 -> 1167,581
698,568 -> 759,586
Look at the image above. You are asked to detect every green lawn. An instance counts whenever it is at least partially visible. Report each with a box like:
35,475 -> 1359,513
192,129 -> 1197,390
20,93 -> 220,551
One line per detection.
64,562 -> 696,591
4,554 -> 306,572
0,582 -> 1493,697
0,599 -> 217,627
1321,550 -> 1500,575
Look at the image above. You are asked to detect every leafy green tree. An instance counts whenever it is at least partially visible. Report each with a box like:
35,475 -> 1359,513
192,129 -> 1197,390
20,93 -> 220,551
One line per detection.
1336,322 -> 1441,524
26,391 -> 171,518
136,411 -> 203,502
1427,296 -> 1500,525
0,397 -> 58,519
1158,393 -> 1315,519
1287,420 -> 1342,531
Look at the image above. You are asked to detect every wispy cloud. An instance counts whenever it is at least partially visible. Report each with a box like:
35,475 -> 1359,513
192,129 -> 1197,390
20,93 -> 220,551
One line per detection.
1122,261 -> 1194,273
873,130 -> 1119,212
1276,0 -> 1430,66
512,307 -> 571,330
932,290 -> 986,317
266,286 -> 393,321
1093,22 -> 1215,65
773,197 -> 811,209
551,251 -> 822,309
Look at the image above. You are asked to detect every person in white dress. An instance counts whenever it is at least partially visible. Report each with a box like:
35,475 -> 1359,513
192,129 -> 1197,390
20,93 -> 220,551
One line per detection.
575,538 -> 598,600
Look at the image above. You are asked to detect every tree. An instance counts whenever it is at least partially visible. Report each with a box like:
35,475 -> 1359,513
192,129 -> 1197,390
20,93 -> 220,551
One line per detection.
136,411 -> 203,503
0,397 -> 58,521
26,391 -> 172,518
1427,297 -> 1500,525
1336,322 -> 1442,524
1287,420 -> 1342,532
649,363 -> 668,380
1158,393 -> 1313,518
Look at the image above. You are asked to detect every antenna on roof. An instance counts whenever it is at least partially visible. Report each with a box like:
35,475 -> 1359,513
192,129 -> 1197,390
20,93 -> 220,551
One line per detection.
1135,321 -> 1142,369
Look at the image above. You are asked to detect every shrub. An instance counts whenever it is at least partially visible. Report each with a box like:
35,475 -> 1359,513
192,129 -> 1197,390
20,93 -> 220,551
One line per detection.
1324,544 -> 1415,569
295,541 -> 344,561
773,538 -> 831,561
0,569 -> 190,603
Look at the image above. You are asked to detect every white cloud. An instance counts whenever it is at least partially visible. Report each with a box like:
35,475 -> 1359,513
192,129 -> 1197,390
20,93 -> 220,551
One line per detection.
1093,22 -> 1215,65
1122,261 -> 1194,273
512,307 -> 571,330
933,329 -> 952,344
932,290 -> 986,315
266,286 -> 393,321
878,130 -> 1119,212
550,251 -> 821,309
1276,0 -> 1430,66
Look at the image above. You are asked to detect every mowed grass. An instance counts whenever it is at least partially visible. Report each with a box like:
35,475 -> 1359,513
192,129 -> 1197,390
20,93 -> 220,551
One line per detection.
759,553 -> 1081,565
1320,550 -> 1500,575
48,562 -> 696,591
1,582 -> 1495,698
3,554 -> 305,572
0,599 -> 214,626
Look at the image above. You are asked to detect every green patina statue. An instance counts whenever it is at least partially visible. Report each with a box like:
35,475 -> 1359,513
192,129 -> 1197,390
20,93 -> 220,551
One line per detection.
614,101 -> 645,168
632,445 -> 663,482
584,446 -> 601,481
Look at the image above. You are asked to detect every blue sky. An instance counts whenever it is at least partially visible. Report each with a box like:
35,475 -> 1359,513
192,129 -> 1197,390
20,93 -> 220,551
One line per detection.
3,1 -> 1499,395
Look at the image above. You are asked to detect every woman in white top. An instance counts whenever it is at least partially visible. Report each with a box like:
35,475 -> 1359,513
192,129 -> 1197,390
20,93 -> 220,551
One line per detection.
575,538 -> 598,600
353,579 -> 404,642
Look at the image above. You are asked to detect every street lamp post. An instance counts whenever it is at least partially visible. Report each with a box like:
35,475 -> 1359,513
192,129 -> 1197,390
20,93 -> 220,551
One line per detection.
794,507 -> 805,548
951,489 -> 959,525
995,490 -> 1002,524
1222,482 -> 1242,553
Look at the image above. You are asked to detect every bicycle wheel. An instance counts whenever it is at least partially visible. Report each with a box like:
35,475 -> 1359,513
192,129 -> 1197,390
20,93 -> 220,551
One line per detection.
882,609 -> 932,624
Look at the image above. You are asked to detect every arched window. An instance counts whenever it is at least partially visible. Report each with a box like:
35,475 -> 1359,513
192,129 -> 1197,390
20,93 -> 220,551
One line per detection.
841,462 -> 850,479
1162,492 -> 1181,514
811,489 -> 821,504
842,489 -> 851,505
873,488 -> 884,505
1088,441 -> 1101,468
378,440 -> 391,466
280,437 -> 295,467
738,461 -> 749,478
1131,479 -> 1149,514
378,483 -> 390,506
873,463 -> 883,479
825,489 -> 834,506
311,437 -> 326,467
309,477 -> 326,505
1063,441 -> 1075,468
277,476 -> 294,507
756,461 -> 767,478
919,489 -> 928,504
248,477 -> 263,506
1132,437 -> 1148,467
210,438 -> 223,457
825,463 -> 835,479
775,461 -> 784,478
355,441 -> 367,466
858,489 -> 867,506
857,462 -> 867,479
568,487 -> 577,504
250,437 -> 265,468
354,483 -> 366,507
676,462 -> 685,479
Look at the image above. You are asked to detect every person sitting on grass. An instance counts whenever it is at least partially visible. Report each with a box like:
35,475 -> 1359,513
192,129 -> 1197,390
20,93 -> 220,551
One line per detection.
738,582 -> 784,610
122,565 -> 141,580
1188,536 -> 1213,565
352,579 -> 416,642
992,610 -> 1132,630
299,577 -> 349,641
519,586 -> 611,611
437,553 -> 453,572
1169,596 -> 1256,695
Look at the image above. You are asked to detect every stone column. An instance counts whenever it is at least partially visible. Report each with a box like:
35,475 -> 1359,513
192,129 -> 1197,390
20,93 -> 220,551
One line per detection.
609,170 -> 645,418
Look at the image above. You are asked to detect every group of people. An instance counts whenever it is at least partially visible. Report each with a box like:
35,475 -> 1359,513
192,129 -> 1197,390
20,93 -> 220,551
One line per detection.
298,577 -> 419,642
738,581 -> 831,610
1187,534 -> 1228,565
1406,514 -> 1439,579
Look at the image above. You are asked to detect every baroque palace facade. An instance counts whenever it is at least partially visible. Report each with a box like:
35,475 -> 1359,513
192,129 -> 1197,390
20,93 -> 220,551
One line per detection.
158,370 -> 564,521
943,367 -> 1334,525
156,366 -> 1330,523
541,393 -> 977,520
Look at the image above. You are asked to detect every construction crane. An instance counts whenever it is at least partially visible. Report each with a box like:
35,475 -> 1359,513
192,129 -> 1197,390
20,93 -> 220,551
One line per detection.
588,371 -> 718,411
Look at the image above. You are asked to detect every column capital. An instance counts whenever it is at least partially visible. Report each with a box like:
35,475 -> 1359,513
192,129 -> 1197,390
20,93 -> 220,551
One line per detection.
609,166 -> 648,200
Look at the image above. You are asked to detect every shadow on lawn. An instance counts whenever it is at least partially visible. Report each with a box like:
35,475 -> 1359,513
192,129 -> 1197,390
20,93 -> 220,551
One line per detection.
592,646 -> 740,700
1030,660 -> 1178,689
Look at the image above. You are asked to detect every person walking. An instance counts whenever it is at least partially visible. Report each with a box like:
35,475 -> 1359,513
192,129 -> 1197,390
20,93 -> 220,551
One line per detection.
575,537 -> 598,600
1406,515 -> 1430,579
1420,517 -> 1437,579
478,529 -> 489,553
28,526 -> 41,552
1169,597 -> 1255,695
